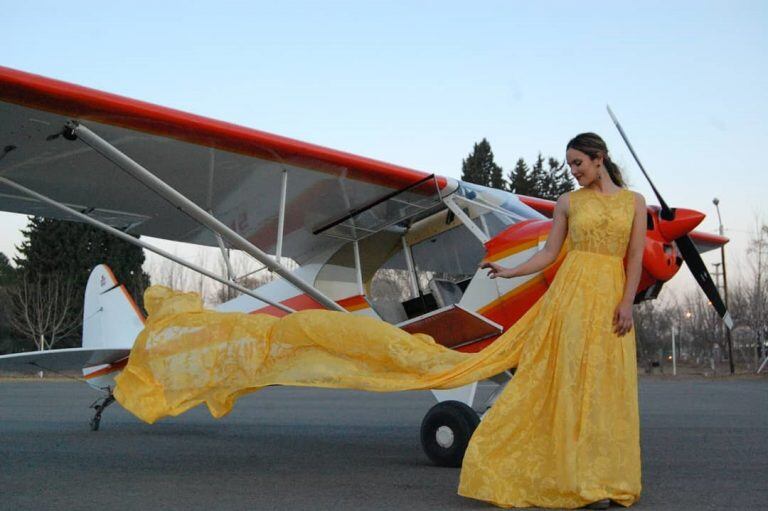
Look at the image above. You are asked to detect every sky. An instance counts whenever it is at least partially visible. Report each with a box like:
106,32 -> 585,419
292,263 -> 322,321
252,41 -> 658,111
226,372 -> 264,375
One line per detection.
1,0 -> 767,304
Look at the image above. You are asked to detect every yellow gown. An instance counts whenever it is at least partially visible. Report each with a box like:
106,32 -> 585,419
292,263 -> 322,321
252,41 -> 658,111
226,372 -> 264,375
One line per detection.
114,186 -> 641,509
457,187 -> 642,508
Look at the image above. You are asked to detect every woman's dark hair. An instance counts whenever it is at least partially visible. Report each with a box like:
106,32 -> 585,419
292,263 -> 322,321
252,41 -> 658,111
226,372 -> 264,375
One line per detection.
566,132 -> 626,187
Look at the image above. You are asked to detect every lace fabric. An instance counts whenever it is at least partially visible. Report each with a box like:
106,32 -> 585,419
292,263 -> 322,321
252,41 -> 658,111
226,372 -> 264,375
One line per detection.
457,188 -> 641,508
569,188 -> 635,257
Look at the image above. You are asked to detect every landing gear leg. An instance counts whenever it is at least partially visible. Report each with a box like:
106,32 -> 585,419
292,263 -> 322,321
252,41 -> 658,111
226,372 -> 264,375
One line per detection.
89,390 -> 115,431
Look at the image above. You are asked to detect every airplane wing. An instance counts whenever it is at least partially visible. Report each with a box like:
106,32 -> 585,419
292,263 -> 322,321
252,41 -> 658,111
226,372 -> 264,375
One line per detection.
0,348 -> 129,375
0,66 -> 455,264
688,231 -> 729,254
518,195 -> 555,217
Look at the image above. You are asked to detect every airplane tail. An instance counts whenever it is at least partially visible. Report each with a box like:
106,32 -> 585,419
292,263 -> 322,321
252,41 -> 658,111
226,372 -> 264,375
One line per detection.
82,264 -> 145,350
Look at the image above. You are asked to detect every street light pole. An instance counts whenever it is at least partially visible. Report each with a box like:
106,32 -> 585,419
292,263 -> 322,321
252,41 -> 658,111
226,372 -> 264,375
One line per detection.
713,198 -> 735,375
671,325 -> 678,376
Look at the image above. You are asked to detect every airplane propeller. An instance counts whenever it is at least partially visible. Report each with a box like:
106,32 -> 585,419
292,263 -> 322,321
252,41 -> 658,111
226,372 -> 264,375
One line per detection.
606,106 -> 734,330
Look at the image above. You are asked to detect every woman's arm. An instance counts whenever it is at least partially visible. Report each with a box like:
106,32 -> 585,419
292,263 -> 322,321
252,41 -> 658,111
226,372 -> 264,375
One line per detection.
481,192 -> 570,279
613,191 -> 647,336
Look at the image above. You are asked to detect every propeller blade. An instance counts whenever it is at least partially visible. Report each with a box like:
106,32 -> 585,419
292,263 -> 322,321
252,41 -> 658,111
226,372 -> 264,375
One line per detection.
606,105 -> 674,220
675,234 -> 734,330
606,106 -> 733,330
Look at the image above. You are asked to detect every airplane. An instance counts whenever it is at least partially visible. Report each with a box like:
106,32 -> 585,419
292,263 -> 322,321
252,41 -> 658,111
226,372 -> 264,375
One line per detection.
0,65 -> 731,468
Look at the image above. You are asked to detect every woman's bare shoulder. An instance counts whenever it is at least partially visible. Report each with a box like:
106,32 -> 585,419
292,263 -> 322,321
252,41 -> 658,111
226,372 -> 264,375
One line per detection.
555,190 -> 576,216
628,190 -> 646,209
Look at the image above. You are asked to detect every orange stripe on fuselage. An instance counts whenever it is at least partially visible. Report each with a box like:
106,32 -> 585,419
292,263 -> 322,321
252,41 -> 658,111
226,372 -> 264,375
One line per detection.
478,273 -> 547,319
83,358 -> 128,380
336,295 -> 369,312
250,293 -> 369,317
483,237 -> 539,263
119,285 -> 146,324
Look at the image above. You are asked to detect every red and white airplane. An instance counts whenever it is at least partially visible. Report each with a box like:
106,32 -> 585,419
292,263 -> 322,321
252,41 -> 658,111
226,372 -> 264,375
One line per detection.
0,66 -> 731,467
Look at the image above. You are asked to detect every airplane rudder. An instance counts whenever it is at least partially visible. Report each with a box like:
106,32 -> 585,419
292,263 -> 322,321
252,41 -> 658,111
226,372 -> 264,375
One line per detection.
82,264 -> 144,350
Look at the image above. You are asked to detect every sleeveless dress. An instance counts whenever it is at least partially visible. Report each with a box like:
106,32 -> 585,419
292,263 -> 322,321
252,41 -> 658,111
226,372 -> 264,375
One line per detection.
113,187 -> 641,509
457,187 -> 642,508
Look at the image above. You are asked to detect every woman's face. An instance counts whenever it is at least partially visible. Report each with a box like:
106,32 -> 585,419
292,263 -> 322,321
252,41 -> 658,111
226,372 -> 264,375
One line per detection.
566,148 -> 602,187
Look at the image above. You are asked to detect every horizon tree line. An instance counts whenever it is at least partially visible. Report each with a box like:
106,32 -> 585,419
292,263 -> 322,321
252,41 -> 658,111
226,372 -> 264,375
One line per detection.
460,138 -> 575,200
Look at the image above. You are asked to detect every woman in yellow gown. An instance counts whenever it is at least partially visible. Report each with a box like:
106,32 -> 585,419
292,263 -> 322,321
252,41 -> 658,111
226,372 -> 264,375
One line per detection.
457,132 -> 646,509
114,132 -> 646,509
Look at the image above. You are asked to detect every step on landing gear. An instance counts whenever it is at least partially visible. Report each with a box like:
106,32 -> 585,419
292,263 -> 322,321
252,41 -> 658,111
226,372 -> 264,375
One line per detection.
420,400 -> 480,467
89,390 -> 115,431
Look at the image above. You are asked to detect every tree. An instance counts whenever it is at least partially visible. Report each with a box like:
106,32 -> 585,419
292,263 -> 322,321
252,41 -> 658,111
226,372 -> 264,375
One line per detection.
0,253 -> 15,286
551,157 -> 576,196
489,156 -> 505,191
145,247 -> 287,306
507,158 -> 534,195
507,155 -> 574,200
14,217 -> 150,308
0,253 -> 19,353
6,273 -> 82,351
633,299 -> 674,369
745,219 -> 768,365
461,139 -> 504,190
528,153 -> 549,197
542,157 -> 575,200
9,217 -> 150,349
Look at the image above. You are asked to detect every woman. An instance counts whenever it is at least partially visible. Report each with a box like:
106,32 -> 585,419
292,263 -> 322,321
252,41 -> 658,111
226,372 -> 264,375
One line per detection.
458,132 -> 646,509
114,133 -> 645,509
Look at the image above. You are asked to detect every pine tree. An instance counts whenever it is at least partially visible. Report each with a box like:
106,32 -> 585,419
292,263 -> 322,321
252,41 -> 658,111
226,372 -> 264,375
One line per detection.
550,157 -> 575,196
0,253 -> 14,286
0,253 -> 17,354
507,155 -> 574,199
12,218 -> 150,348
15,218 -> 148,295
461,138 -> 505,190
534,157 -> 572,200
507,158 -> 534,195
489,160 -> 505,190
528,153 -> 549,197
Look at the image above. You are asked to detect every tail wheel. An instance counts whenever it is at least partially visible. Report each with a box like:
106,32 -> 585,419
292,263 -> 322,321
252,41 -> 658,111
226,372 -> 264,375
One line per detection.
420,400 -> 480,467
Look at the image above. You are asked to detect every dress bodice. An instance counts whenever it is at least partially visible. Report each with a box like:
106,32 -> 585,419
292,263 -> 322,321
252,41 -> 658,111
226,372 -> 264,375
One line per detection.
567,187 -> 635,258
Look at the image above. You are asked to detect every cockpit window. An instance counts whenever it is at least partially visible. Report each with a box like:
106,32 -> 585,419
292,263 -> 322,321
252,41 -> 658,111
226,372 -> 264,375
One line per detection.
454,182 -> 546,239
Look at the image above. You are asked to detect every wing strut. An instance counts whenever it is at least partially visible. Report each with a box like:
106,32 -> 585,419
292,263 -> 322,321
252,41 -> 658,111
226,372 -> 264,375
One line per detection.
0,176 -> 296,314
66,121 -> 345,312
276,168 -> 288,264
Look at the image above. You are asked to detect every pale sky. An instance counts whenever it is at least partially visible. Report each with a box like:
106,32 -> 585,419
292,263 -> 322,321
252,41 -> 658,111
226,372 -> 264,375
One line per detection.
2,1 -> 767,302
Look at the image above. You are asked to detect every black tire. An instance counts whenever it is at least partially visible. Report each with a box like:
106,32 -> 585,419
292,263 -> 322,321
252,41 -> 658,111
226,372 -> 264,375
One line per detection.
420,400 -> 480,467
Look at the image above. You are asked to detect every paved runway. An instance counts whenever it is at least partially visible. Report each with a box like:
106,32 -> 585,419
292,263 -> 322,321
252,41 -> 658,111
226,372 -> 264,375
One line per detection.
0,377 -> 765,510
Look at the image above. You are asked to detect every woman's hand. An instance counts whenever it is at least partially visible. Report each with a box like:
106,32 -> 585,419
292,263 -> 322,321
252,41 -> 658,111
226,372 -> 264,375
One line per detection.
613,300 -> 634,337
479,261 -> 516,279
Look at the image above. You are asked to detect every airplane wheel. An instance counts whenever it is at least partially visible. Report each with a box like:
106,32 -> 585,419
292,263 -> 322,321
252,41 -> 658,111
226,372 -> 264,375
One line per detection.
420,400 -> 479,467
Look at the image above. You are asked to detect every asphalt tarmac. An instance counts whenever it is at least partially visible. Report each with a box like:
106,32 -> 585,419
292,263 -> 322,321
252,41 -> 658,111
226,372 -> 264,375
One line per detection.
0,377 -> 765,511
